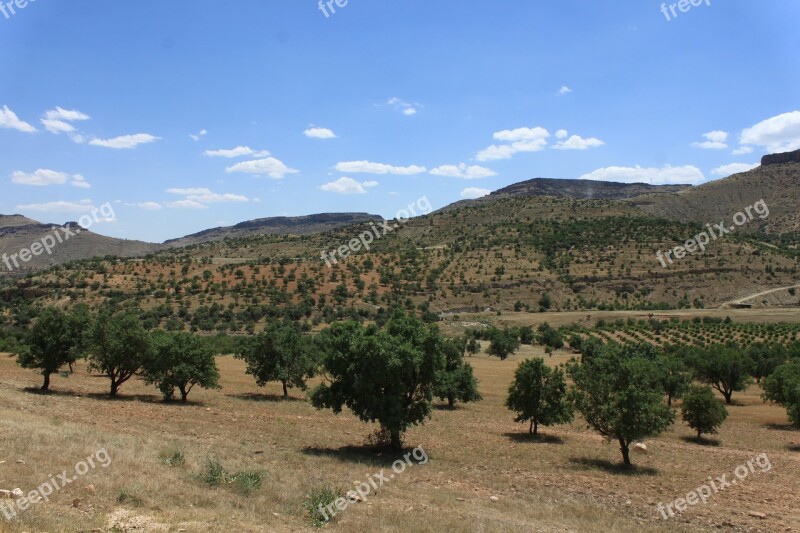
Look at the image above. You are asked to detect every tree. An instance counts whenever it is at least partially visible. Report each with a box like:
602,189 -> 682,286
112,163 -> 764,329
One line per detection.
487,328 -> 520,360
310,310 -> 445,449
762,359 -> 800,427
567,343 -> 675,466
145,333 -> 221,401
681,385 -> 728,441
518,326 -> 535,345
434,338 -> 482,408
746,343 -> 787,383
465,338 -> 480,357
537,323 -> 564,351
506,358 -> 573,436
235,320 -> 317,399
689,345 -> 754,405
17,307 -> 88,392
579,337 -> 605,363
87,312 -> 152,397
658,354 -> 692,406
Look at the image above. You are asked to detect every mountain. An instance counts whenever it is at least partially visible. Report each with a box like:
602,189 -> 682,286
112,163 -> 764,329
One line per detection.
488,177 -> 690,200
633,161 -> 800,239
164,213 -> 384,247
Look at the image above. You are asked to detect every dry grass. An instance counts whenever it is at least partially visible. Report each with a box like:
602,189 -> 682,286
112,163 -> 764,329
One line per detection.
0,346 -> 798,532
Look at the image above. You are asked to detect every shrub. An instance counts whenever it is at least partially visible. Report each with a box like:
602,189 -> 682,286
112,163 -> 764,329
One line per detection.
305,486 -> 342,527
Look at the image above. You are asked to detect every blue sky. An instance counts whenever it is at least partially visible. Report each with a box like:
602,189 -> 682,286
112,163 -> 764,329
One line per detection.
1,0 -> 799,243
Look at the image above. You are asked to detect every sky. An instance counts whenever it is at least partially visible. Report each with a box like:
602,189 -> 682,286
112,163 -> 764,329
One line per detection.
1,0 -> 799,243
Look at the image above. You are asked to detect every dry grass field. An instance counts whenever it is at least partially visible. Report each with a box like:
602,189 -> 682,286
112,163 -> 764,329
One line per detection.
1,340 -> 798,532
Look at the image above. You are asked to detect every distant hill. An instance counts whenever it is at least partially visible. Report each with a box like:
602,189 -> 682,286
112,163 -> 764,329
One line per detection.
489,177 -> 690,200
633,161 -> 800,238
164,213 -> 384,247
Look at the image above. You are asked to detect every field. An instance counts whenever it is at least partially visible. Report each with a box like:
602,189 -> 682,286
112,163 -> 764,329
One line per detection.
2,327 -> 798,533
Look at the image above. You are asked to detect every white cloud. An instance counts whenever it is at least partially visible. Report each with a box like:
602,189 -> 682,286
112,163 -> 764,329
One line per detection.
44,107 -> 90,122
167,187 -> 249,204
430,163 -> 497,179
460,187 -> 491,199
555,129 -> 569,140
15,199 -> 95,213
476,126 -> 551,161
493,127 -> 550,143
41,119 -> 75,134
711,162 -> 759,176
320,177 -> 373,194
692,131 -> 729,150
475,144 -> 516,161
303,127 -> 337,139
386,97 -> 419,116
579,164 -> 705,185
204,146 -> 269,158
559,86 -> 572,95
11,169 -> 90,188
553,135 -> 605,150
136,202 -> 162,210
89,133 -> 160,149
739,111 -> 800,153
0,105 -> 36,132
189,129 -> 207,141
334,161 -> 426,175
362,181 -> 379,188
732,146 -> 754,155
225,157 -> 298,179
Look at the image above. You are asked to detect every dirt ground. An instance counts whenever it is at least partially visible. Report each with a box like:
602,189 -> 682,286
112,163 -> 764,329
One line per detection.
0,341 -> 798,532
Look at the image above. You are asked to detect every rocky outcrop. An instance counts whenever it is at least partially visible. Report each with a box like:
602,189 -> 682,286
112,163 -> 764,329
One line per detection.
761,149 -> 800,166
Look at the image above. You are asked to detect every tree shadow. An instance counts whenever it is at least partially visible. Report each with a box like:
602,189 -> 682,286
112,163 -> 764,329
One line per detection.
433,404 -> 462,411
680,436 -> 721,447
226,392 -> 305,403
568,457 -> 659,476
503,432 -> 564,444
764,422 -> 797,432
301,444 -> 424,468
788,444 -> 800,452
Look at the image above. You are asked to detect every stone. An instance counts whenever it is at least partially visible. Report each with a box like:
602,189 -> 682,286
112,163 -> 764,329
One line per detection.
748,511 -> 767,519
761,149 -> 800,166
489,495 -> 499,502
85,484 -> 95,494
633,443 -> 648,454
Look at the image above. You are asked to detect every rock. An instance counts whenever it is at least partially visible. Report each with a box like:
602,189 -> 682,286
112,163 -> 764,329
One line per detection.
761,149 -> 800,167
85,484 -> 95,494
489,496 -> 499,502
748,511 -> 767,519
633,443 -> 648,454
16,460 -> 25,464
11,488 -> 23,498
456,497 -> 465,502
72,498 -> 81,508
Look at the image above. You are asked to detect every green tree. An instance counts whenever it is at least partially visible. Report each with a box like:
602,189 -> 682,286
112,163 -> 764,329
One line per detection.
518,326 -> 535,345
434,338 -> 482,408
145,333 -> 221,401
235,320 -> 317,399
310,310 -> 445,449
658,354 -> 692,406
746,343 -> 787,383
487,328 -> 520,360
681,385 -> 728,441
689,345 -> 754,405
17,307 -> 89,392
87,312 -> 152,397
465,337 -> 480,356
567,343 -> 675,466
506,358 -> 573,435
761,359 -> 800,427
537,323 -> 564,350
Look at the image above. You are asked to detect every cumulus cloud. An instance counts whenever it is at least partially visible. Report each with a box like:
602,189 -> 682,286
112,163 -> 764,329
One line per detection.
44,107 -> 90,122
166,187 -> 249,204
334,161 -> 426,175
553,134 -> 605,150
460,187 -> 491,199
0,105 -> 36,132
204,146 -> 269,158
711,162 -> 759,176
555,129 -> 569,140
559,86 -> 572,95
225,157 -> 298,179
135,202 -> 163,210
692,130 -> 729,150
386,97 -> 419,116
303,127 -> 337,139
320,177 -> 377,194
11,169 -> 90,188
579,164 -> 705,185
739,110 -> 800,153
189,129 -> 207,141
430,163 -> 497,179
40,107 -> 90,138
165,199 -> 207,210
732,146 -> 754,155
15,199 -> 96,213
89,133 -> 160,149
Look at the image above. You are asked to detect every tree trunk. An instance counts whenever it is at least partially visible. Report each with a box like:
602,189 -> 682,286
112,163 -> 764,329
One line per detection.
697,429 -> 702,442
667,393 -> 673,407
282,381 -> 289,399
390,430 -> 402,450
110,380 -> 118,398
533,419 -> 539,436
723,390 -> 733,405
180,386 -> 188,402
41,372 -> 51,392
619,436 -> 631,466
448,394 -> 455,408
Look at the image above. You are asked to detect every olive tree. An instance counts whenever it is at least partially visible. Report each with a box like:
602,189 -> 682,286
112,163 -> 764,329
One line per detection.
434,337 -> 482,408
681,385 -> 728,441
145,332 -> 221,401
87,312 -> 152,397
506,358 -> 573,436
